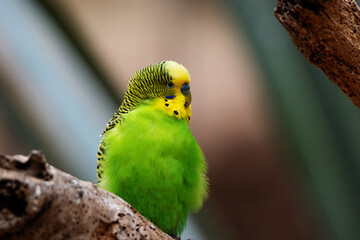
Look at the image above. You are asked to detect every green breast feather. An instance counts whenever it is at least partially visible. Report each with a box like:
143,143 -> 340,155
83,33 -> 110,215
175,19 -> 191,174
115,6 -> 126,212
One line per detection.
98,100 -> 208,236
97,61 -> 208,237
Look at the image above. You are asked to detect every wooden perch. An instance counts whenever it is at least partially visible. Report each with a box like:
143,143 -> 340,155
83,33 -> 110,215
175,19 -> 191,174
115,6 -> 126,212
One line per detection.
274,0 -> 360,108
0,151 -> 172,240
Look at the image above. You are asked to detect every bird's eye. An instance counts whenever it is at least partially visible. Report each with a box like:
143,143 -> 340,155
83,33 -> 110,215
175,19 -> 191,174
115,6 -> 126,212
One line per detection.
166,82 -> 174,89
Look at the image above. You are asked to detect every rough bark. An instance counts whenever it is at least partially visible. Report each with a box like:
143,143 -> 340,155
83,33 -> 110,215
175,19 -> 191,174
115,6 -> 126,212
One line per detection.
0,151 -> 172,240
274,0 -> 360,108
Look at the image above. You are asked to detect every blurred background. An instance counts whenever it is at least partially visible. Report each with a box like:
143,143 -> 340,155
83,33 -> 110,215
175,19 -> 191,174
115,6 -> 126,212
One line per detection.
1,0 -> 360,239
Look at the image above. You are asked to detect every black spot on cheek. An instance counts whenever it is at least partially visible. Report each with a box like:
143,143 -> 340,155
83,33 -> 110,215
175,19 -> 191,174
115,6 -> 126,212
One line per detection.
165,103 -> 169,107
188,116 -> 191,120
174,111 -> 179,115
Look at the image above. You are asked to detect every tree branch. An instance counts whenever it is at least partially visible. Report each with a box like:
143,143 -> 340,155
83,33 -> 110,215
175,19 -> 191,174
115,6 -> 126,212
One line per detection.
274,0 -> 360,108
0,151 -> 172,240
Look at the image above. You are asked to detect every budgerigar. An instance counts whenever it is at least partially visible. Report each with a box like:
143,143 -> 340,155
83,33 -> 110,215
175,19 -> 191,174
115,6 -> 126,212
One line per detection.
97,61 -> 208,237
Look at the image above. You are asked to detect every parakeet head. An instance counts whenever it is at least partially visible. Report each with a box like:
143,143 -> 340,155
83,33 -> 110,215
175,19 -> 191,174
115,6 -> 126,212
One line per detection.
102,61 -> 193,134
127,60 -> 191,108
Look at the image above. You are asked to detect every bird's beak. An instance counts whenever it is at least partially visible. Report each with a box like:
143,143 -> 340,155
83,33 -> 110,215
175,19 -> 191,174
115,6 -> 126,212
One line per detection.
185,92 -> 192,109
181,83 -> 191,108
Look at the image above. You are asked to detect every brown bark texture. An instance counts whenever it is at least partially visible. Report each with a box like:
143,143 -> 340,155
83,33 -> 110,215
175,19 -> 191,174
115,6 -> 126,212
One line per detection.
274,0 -> 360,108
0,151 -> 172,240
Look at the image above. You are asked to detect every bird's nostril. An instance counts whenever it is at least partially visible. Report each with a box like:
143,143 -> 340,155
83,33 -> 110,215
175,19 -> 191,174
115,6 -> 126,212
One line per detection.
181,83 -> 190,94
